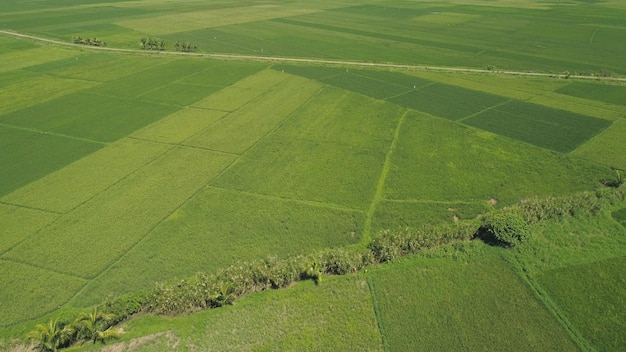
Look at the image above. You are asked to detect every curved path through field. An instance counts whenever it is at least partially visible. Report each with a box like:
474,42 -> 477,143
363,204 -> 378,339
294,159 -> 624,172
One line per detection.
2,29 -> 626,82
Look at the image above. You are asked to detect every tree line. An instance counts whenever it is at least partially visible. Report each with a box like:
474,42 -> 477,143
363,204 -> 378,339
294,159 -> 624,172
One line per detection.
73,36 -> 106,47
140,37 -> 198,52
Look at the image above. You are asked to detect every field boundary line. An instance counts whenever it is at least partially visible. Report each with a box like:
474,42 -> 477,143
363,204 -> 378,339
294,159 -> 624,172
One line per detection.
126,136 -> 241,157
0,122 -> 109,146
0,257 -> 88,281
456,99 -> 512,122
0,200 -> 63,215
383,199 -> 487,205
206,186 -> 365,214
2,29 -> 625,83
362,110 -> 409,244
367,278 -> 390,352
502,253 -> 594,352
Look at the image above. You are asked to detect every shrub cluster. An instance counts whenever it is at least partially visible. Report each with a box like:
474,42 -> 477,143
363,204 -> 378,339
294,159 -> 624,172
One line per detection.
140,37 -> 164,50
508,188 -> 624,224
479,212 -> 530,247
174,41 -> 197,52
368,222 -> 478,263
72,36 -> 106,47
147,249 -> 374,315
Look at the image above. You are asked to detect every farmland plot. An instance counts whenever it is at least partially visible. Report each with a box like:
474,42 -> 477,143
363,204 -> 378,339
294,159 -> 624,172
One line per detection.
368,247 -> 577,351
384,112 -> 610,205
2,146 -> 235,279
539,257 -> 626,351
72,187 -> 364,305
464,101 -> 612,153
0,126 -> 102,197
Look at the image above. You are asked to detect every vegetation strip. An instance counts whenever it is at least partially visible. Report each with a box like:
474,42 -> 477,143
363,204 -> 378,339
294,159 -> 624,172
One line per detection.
2,29 -> 625,82
23,188 -> 624,350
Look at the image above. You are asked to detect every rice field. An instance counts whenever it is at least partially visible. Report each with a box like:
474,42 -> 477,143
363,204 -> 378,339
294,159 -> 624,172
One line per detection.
1,0 -> 626,350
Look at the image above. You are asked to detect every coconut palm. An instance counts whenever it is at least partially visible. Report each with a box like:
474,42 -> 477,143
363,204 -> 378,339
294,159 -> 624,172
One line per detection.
75,308 -> 119,344
27,318 -> 73,352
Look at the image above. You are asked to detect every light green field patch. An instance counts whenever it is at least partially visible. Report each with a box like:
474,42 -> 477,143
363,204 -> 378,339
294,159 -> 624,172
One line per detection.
192,69 -> 292,112
371,200 -> 490,232
212,138 -> 385,210
112,277 -> 382,351
415,12 -> 481,25
275,86 -> 404,151
0,72 -> 98,116
72,187 -> 364,305
369,248 -> 577,351
2,139 -> 171,213
0,260 -> 86,327
131,108 -> 227,144
185,74 -> 322,154
572,118 -> 626,170
385,111 -> 609,205
539,256 -> 626,351
0,204 -> 58,254
2,147 -> 236,279
529,92 -> 624,121
0,46 -> 76,74
115,5 -> 320,35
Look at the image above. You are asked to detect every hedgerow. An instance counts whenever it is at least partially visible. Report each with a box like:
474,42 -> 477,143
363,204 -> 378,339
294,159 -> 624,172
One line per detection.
27,188 -> 626,348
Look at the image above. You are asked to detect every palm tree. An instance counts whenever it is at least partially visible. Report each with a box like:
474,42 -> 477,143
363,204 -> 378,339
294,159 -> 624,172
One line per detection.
27,318 -> 73,352
305,260 -> 323,284
75,308 -> 119,344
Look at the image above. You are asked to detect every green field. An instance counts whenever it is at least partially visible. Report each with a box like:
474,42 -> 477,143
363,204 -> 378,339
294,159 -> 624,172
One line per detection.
1,0 -> 626,351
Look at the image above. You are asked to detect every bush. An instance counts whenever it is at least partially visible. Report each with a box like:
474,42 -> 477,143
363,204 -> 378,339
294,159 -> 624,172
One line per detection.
368,222 -> 478,263
481,212 -> 530,247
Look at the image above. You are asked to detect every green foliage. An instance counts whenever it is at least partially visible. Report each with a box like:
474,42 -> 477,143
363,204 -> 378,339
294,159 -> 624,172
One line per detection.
511,188 -> 624,224
368,222 -> 478,263
74,308 -> 118,344
27,318 -> 73,352
481,212 -> 530,247
98,292 -> 148,325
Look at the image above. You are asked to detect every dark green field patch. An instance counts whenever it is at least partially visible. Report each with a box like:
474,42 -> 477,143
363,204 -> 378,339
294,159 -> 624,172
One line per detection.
464,101 -> 611,152
274,65 -> 351,81
368,248 -> 577,351
0,126 -> 102,197
389,83 -> 507,120
539,257 -> 626,351
72,187 -> 364,306
0,93 -> 178,142
556,82 -> 626,106
322,72 -> 410,99
86,59 -> 205,99
613,208 -> 626,227
24,53 -> 167,82
180,61 -> 265,87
